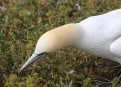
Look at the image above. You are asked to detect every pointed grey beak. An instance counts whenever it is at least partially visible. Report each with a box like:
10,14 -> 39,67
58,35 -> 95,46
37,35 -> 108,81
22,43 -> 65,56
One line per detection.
20,52 -> 47,72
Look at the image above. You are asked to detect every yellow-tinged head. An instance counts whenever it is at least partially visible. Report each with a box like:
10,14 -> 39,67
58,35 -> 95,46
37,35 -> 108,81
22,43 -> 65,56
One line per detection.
20,23 -> 82,71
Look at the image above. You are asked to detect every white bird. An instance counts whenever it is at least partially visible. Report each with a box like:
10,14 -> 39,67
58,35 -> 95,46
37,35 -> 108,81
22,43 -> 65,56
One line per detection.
20,9 -> 121,72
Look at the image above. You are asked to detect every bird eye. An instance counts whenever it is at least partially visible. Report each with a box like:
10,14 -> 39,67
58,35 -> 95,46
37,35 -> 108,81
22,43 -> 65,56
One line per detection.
42,52 -> 47,55
34,52 -> 47,56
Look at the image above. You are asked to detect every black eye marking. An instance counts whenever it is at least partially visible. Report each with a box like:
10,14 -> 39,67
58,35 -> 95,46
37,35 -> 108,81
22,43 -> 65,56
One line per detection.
40,52 -> 47,55
33,52 -> 48,56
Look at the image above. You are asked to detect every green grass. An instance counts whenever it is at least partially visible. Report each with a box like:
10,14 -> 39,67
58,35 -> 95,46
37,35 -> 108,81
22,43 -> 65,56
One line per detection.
0,0 -> 121,87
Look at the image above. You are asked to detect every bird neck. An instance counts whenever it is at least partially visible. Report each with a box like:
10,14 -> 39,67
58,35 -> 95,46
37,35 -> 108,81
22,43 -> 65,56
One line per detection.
53,23 -> 82,48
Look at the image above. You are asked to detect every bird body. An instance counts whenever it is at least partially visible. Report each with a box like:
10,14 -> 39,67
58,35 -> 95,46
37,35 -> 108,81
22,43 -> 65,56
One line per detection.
77,9 -> 121,63
20,9 -> 121,71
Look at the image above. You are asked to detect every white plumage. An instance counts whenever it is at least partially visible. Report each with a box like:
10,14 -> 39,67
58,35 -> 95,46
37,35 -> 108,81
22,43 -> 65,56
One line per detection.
78,9 -> 121,63
20,9 -> 121,71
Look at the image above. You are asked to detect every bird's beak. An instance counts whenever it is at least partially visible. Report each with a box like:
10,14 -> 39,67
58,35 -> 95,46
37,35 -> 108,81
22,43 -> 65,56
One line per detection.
20,52 -> 47,72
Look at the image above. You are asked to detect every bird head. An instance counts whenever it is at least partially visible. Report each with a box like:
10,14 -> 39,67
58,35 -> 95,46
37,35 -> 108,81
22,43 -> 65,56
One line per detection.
20,23 -> 81,71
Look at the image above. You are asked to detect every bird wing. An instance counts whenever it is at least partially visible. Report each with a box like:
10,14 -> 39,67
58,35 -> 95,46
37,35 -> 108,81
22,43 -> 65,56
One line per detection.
110,37 -> 121,58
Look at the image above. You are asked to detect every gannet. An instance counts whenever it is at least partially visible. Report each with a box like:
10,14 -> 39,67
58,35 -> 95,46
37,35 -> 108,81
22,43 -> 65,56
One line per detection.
20,9 -> 121,72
